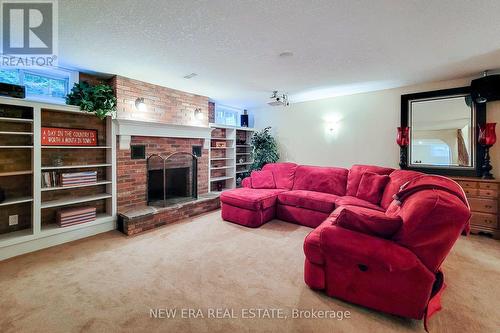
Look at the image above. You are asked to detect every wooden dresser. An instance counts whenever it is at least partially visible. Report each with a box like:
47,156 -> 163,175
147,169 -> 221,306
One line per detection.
452,177 -> 500,239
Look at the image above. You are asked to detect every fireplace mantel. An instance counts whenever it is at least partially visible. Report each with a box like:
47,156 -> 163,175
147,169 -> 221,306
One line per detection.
114,118 -> 212,149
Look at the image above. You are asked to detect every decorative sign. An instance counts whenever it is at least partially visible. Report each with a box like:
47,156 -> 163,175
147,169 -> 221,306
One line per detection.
41,127 -> 97,146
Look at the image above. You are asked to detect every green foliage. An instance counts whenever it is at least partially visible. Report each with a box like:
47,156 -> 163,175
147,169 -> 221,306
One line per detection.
249,127 -> 279,173
66,81 -> 117,120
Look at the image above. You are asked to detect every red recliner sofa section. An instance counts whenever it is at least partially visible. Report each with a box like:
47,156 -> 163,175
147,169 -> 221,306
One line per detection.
220,163 -> 471,326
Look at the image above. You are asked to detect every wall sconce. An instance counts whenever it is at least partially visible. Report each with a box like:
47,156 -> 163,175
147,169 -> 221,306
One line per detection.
326,120 -> 339,133
135,97 -> 146,112
194,108 -> 204,120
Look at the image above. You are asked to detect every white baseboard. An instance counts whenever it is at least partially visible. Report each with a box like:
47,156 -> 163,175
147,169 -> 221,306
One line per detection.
0,221 -> 116,261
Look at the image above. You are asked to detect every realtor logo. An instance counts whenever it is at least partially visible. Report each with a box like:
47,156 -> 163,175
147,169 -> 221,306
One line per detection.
1,0 -> 58,67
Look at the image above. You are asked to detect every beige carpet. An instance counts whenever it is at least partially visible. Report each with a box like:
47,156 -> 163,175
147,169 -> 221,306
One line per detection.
0,210 -> 499,333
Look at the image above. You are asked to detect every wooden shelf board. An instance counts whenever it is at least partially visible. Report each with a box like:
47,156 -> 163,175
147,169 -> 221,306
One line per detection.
0,117 -> 33,123
210,166 -> 234,170
41,181 -> 112,192
236,162 -> 254,166
42,146 -> 111,149
236,153 -> 251,155
211,137 -> 233,140
236,145 -> 251,147
0,131 -> 33,135
236,170 -> 250,173
40,214 -> 114,236
210,176 -> 234,182
210,147 -> 235,150
0,146 -> 33,148
0,170 -> 32,177
41,193 -> 112,209
211,158 -> 232,161
41,163 -> 112,170
0,196 -> 33,207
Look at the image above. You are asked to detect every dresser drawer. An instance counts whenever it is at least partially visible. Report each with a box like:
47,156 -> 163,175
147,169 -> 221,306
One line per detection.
470,212 -> 498,229
457,180 -> 478,189
479,182 -> 499,190
478,189 -> 498,198
463,188 -> 479,196
468,198 -> 498,214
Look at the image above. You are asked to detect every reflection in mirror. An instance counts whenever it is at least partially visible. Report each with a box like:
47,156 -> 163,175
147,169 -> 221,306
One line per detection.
410,96 -> 473,167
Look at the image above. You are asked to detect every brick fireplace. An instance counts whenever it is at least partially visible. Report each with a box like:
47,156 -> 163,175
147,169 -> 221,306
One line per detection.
111,75 -> 220,235
115,123 -> 220,235
117,135 -> 209,211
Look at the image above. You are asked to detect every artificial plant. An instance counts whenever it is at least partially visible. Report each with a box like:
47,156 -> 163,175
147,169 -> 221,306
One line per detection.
66,81 -> 117,120
248,126 -> 279,174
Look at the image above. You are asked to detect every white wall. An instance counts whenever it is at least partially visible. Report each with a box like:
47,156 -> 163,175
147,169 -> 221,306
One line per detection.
250,77 -> 476,170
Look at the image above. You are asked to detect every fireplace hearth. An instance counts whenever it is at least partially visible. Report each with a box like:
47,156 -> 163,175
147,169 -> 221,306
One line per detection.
147,152 -> 198,207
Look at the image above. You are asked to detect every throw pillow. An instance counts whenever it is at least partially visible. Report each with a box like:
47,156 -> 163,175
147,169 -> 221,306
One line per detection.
250,170 -> 276,189
356,172 -> 390,205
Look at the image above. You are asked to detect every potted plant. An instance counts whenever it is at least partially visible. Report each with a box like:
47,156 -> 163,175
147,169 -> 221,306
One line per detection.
245,126 -> 279,177
66,81 -> 117,119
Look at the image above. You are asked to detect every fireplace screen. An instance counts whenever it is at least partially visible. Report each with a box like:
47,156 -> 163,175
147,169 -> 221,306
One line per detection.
147,152 -> 198,207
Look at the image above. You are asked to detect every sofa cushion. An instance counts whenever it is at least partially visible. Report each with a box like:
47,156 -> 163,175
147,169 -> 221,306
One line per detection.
356,172 -> 390,205
278,190 -> 339,213
335,195 -> 385,212
250,170 -> 276,189
346,164 -> 394,196
292,165 -> 348,195
333,206 -> 403,238
380,170 -> 422,209
220,188 -> 287,211
262,162 -> 298,190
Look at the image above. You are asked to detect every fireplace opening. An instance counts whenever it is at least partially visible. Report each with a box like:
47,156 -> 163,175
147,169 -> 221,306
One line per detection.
147,152 -> 198,207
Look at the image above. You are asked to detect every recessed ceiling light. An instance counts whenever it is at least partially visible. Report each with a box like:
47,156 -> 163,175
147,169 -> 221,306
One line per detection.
183,73 -> 198,79
279,51 -> 294,58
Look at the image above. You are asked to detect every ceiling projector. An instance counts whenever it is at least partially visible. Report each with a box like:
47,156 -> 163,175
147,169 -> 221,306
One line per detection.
268,91 -> 290,106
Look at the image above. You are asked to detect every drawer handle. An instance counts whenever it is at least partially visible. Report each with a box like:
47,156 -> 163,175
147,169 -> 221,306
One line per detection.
484,205 -> 493,209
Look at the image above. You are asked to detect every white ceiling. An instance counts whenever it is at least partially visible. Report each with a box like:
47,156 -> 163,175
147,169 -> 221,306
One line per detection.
58,0 -> 500,109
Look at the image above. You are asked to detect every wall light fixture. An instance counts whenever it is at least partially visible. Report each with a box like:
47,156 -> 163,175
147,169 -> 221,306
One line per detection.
135,97 -> 146,112
194,108 -> 204,120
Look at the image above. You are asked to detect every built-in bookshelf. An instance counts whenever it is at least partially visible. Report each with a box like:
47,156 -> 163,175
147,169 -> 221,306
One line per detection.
235,128 -> 255,187
0,96 -> 116,260
208,123 -> 254,193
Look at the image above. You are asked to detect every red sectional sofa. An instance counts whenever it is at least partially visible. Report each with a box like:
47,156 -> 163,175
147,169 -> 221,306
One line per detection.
220,163 -> 471,327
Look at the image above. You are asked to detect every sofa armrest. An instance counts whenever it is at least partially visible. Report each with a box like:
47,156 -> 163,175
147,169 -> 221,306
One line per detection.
320,225 -> 423,272
242,177 -> 252,188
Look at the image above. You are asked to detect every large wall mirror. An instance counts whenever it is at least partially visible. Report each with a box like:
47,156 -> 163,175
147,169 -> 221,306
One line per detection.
401,87 -> 486,177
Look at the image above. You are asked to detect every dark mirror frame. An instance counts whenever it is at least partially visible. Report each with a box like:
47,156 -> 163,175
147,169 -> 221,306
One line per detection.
401,86 -> 486,177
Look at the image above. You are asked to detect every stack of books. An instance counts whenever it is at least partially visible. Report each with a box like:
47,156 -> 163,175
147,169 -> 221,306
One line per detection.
61,171 -> 97,187
42,171 -> 59,188
56,206 -> 96,227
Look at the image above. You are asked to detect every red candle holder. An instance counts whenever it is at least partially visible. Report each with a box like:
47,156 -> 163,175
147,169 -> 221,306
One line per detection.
479,123 -> 496,179
397,127 -> 410,168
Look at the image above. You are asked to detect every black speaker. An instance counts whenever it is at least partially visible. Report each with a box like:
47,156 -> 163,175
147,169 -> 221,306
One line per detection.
471,74 -> 500,103
240,109 -> 249,127
0,82 -> 25,99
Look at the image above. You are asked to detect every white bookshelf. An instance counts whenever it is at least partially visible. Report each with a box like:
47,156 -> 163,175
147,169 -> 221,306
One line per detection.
208,123 -> 255,192
41,163 -> 112,170
0,96 -> 117,261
